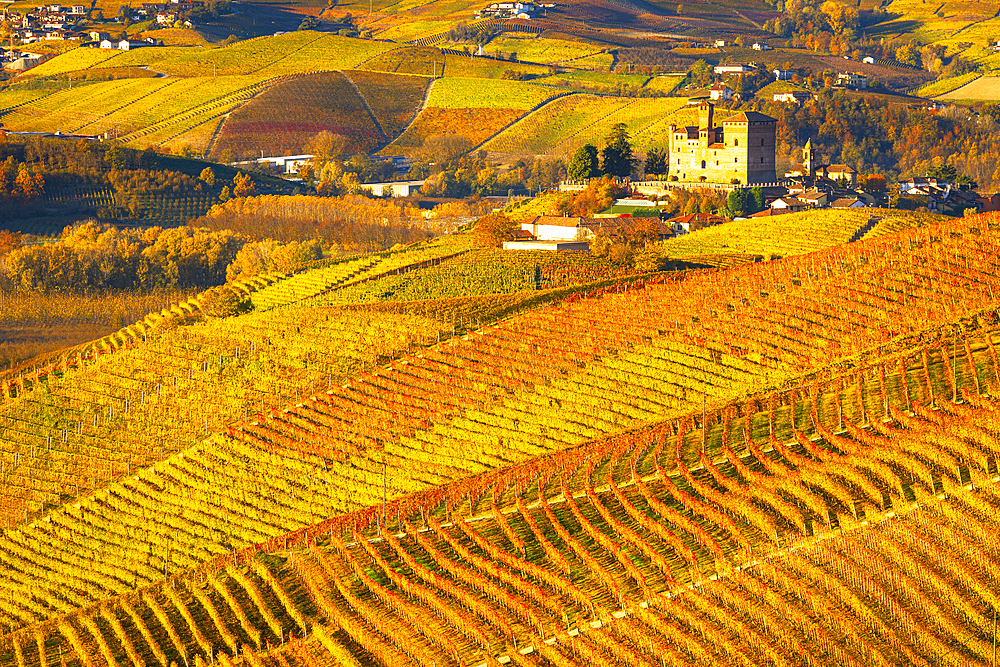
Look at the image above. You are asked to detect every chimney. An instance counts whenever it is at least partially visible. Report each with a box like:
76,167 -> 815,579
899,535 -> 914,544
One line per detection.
698,101 -> 714,130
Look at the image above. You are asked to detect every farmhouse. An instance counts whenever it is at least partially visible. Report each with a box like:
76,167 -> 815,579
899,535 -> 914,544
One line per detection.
773,68 -> 794,80
362,180 -> 425,197
514,215 -> 671,245
475,1 -> 536,18
667,101 -> 777,184
752,42 -> 771,50
770,197 -> 808,212
837,72 -> 868,89
709,85 -> 731,101
519,216 -> 588,241
773,90 -> 813,104
714,63 -> 754,75
830,197 -> 865,208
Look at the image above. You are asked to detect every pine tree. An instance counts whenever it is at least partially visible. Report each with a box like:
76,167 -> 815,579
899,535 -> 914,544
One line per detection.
600,123 -> 634,177
567,144 -> 599,180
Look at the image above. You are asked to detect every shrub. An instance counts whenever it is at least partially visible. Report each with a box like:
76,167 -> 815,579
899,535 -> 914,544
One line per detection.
198,285 -> 248,318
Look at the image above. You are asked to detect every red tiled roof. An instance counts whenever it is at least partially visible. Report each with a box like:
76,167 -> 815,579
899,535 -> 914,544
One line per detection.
723,111 -> 776,123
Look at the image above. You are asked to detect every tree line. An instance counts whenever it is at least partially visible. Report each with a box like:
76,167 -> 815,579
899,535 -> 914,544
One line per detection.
1,222 -> 244,291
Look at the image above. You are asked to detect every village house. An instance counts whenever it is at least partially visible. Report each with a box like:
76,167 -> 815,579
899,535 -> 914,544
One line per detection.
784,140 -> 858,188
837,72 -> 868,89
714,39 -> 726,47
668,101 -> 777,184
666,212 -> 727,233
770,196 -> 808,212
773,68 -> 794,80
830,197 -> 866,208
749,207 -> 788,218
752,42 -> 771,50
475,1 -> 536,18
709,84 -> 731,101
976,192 -> 1000,212
772,90 -> 813,104
797,188 -> 829,208
518,216 -> 589,242
510,215 -> 672,247
898,176 -> 945,194
714,63 -> 754,75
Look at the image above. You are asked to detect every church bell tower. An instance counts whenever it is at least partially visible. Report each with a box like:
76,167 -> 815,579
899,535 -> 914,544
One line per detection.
803,138 -> 815,177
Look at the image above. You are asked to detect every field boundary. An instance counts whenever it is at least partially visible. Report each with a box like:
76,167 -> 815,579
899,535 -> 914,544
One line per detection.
116,73 -> 305,145
342,71 -> 389,145
471,90 -> 574,152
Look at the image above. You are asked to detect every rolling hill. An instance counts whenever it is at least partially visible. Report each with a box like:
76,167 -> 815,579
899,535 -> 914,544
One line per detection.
0,212 -> 997,666
0,212 -> 998,649
209,72 -> 391,160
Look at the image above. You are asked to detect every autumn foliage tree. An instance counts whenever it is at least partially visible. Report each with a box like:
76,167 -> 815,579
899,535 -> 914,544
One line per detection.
556,176 -> 630,217
473,212 -> 518,248
232,172 -> 257,198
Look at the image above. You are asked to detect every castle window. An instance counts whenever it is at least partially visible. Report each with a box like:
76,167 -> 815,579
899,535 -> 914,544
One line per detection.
701,160 -> 706,169
735,157 -> 739,163
761,157 -> 765,163
735,138 -> 739,147
760,138 -> 765,146
716,160 -> 719,166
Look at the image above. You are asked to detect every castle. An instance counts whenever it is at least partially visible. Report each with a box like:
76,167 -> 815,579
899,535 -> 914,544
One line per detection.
668,101 -> 777,184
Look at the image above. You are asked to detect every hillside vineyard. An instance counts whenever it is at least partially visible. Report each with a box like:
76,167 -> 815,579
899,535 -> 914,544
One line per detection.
0,296 -> 999,667
0,214 -> 996,647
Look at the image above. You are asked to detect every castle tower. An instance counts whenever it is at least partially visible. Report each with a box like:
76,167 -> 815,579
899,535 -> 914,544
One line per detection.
803,138 -> 814,177
697,100 -> 714,132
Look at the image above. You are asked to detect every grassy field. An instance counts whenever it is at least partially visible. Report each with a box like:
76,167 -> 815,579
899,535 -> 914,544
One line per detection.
372,18 -> 455,41
361,45 -> 549,78
23,33 -> 399,79
643,75 -> 684,94
0,75 -> 275,147
662,208 -> 947,259
20,48 -> 122,77
913,71 -> 982,97
536,69 -> 650,89
480,35 -> 610,67
481,93 -> 631,154
138,27 -> 213,47
0,288 -> 197,370
424,76 -> 560,108
938,74 -> 1000,99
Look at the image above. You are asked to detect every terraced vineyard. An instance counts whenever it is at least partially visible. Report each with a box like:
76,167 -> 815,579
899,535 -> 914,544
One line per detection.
360,46 -> 548,79
4,209 -> 1000,665
209,72 -> 384,160
662,208 -> 947,259
478,93 -> 689,156
249,242 -> 472,311
384,107 -> 528,155
344,70 -> 429,139
310,249 -> 631,305
1,313 -> 999,666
